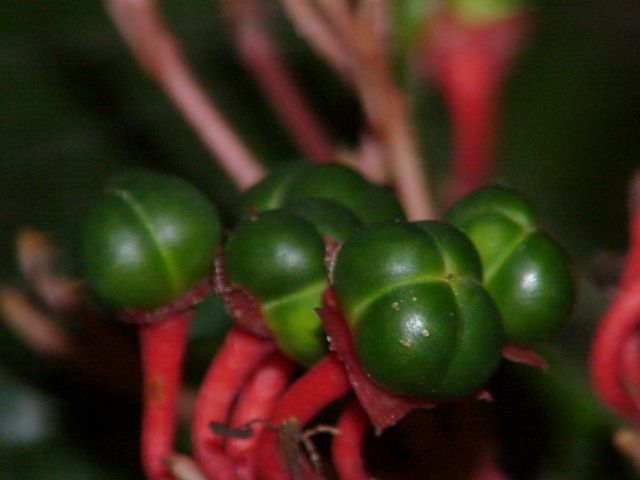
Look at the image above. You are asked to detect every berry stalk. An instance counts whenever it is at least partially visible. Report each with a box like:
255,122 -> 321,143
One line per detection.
256,354 -> 351,480
227,352 -> 297,480
332,398 -> 370,480
139,311 -> 191,480
192,327 -> 275,479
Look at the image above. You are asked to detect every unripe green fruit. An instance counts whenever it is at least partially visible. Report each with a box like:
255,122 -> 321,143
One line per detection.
240,163 -> 306,215
446,186 -> 574,345
224,210 -> 328,366
82,170 -> 221,310
333,221 -> 503,398
240,163 -> 404,223
283,197 -> 362,242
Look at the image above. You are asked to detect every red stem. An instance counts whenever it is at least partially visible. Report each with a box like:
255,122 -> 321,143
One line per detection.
620,207 -> 640,290
332,397 -> 370,480
192,327 -> 275,480
235,24 -> 335,163
139,311 -> 191,480
590,281 -> 640,422
256,354 -> 351,480
227,352 -> 297,480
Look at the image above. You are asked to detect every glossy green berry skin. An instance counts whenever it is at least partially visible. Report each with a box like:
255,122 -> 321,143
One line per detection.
224,210 -> 329,366
446,186 -> 574,345
239,163 -> 306,215
240,163 -> 405,223
283,197 -> 362,242
82,170 -> 221,311
333,221 -> 504,399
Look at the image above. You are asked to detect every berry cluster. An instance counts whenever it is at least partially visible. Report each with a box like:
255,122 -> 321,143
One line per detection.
82,163 -> 573,479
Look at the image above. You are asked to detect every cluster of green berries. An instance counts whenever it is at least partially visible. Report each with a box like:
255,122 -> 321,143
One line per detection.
82,165 -> 573,400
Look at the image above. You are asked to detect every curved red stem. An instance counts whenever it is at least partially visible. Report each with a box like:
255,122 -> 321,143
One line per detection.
332,397 -> 370,480
256,354 -> 351,480
139,311 -> 191,480
227,352 -> 297,480
590,282 -> 640,422
192,327 -> 275,480
620,209 -> 640,290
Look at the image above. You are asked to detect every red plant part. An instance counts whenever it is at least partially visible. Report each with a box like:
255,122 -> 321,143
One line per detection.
590,282 -> 640,421
139,311 -> 191,480
227,352 -> 297,480
590,182 -> 640,422
192,327 -> 275,479
256,354 -> 351,480
502,344 -> 548,370
331,397 -> 370,480
422,10 -> 529,203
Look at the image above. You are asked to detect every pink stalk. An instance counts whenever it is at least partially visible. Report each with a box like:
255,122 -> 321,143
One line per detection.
232,19 -> 335,163
105,0 -> 265,190
192,327 -> 275,479
332,398 -> 370,480
226,352 -> 297,480
139,311 -> 191,480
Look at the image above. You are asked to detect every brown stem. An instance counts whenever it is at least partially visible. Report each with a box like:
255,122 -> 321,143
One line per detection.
0,286 -> 72,357
105,0 -> 265,190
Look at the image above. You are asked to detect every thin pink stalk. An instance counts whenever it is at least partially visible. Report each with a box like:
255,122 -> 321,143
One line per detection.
228,9 -> 334,162
303,1 -> 437,220
105,0 -> 265,190
279,0 -> 351,79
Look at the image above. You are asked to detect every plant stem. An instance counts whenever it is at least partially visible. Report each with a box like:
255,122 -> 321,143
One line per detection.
192,327 -> 275,479
225,0 -> 334,163
590,282 -> 640,421
227,352 -> 297,480
105,0 -> 265,190
332,397 -> 370,480
256,354 -> 351,480
139,311 -> 191,480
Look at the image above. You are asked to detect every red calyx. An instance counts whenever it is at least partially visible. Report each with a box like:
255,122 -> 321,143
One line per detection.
214,252 -> 272,338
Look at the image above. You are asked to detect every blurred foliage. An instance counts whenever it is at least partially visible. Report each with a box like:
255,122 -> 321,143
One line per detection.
1,0 -> 639,477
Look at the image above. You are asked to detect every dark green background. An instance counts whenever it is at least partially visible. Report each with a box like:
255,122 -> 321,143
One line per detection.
1,0 -> 639,477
